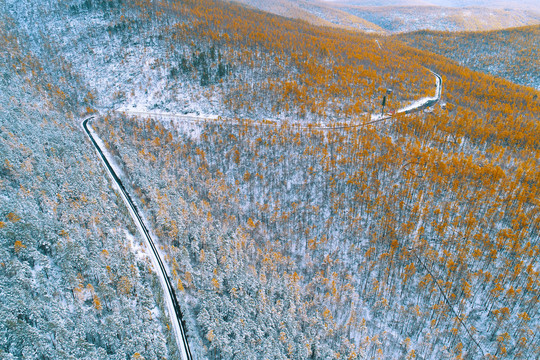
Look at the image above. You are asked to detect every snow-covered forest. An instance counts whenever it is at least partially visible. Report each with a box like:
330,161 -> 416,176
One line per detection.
399,25 -> 540,90
94,93 -> 539,358
0,11 -> 179,359
1,0 -> 539,359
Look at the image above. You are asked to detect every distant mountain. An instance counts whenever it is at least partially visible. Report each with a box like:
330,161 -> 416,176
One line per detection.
320,0 -> 430,5
326,0 -> 540,11
339,5 -> 540,32
419,0 -> 540,11
229,0 -> 540,32
226,0 -> 384,31
398,24 -> 540,89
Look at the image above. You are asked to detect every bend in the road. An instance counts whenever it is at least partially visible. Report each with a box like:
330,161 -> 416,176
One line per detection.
81,68 -> 442,359
120,71 -> 443,131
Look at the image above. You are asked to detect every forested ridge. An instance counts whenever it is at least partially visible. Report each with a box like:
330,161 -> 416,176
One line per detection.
1,0 -> 539,359
398,25 -> 540,90
337,6 -> 540,33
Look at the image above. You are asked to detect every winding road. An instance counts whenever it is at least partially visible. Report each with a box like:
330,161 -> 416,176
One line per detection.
120,70 -> 443,131
82,68 -> 442,359
82,117 -> 193,360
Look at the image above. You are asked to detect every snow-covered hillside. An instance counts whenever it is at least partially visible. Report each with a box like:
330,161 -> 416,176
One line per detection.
0,10 -> 179,358
224,0 -> 540,33
399,25 -> 540,90
1,0 -> 539,359
340,6 -> 540,33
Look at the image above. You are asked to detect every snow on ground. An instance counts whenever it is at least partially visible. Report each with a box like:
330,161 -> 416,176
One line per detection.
85,119 -> 191,360
397,72 -> 441,114
120,69 -> 442,131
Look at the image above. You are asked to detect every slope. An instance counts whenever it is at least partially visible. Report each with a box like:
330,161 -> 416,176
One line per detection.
10,0 -> 433,122
226,0 -> 384,32
95,60 -> 540,358
0,10 -> 180,360
333,0 -> 540,11
3,0 -> 539,359
82,116 -> 193,359
225,0 -> 540,33
89,2 -> 539,359
338,5 -> 540,32
398,25 -> 540,89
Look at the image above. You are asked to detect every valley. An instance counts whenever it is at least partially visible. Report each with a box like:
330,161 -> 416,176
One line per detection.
0,0 -> 538,359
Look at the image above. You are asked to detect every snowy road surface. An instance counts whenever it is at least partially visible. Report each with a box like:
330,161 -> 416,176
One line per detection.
82,117 -> 192,360
80,69 -> 442,360
119,70 -> 443,130
397,71 -> 442,115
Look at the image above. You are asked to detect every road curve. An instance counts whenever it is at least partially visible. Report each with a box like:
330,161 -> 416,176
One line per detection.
81,69 -> 442,359
400,70 -> 442,115
121,71 -> 442,131
82,117 -> 193,360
